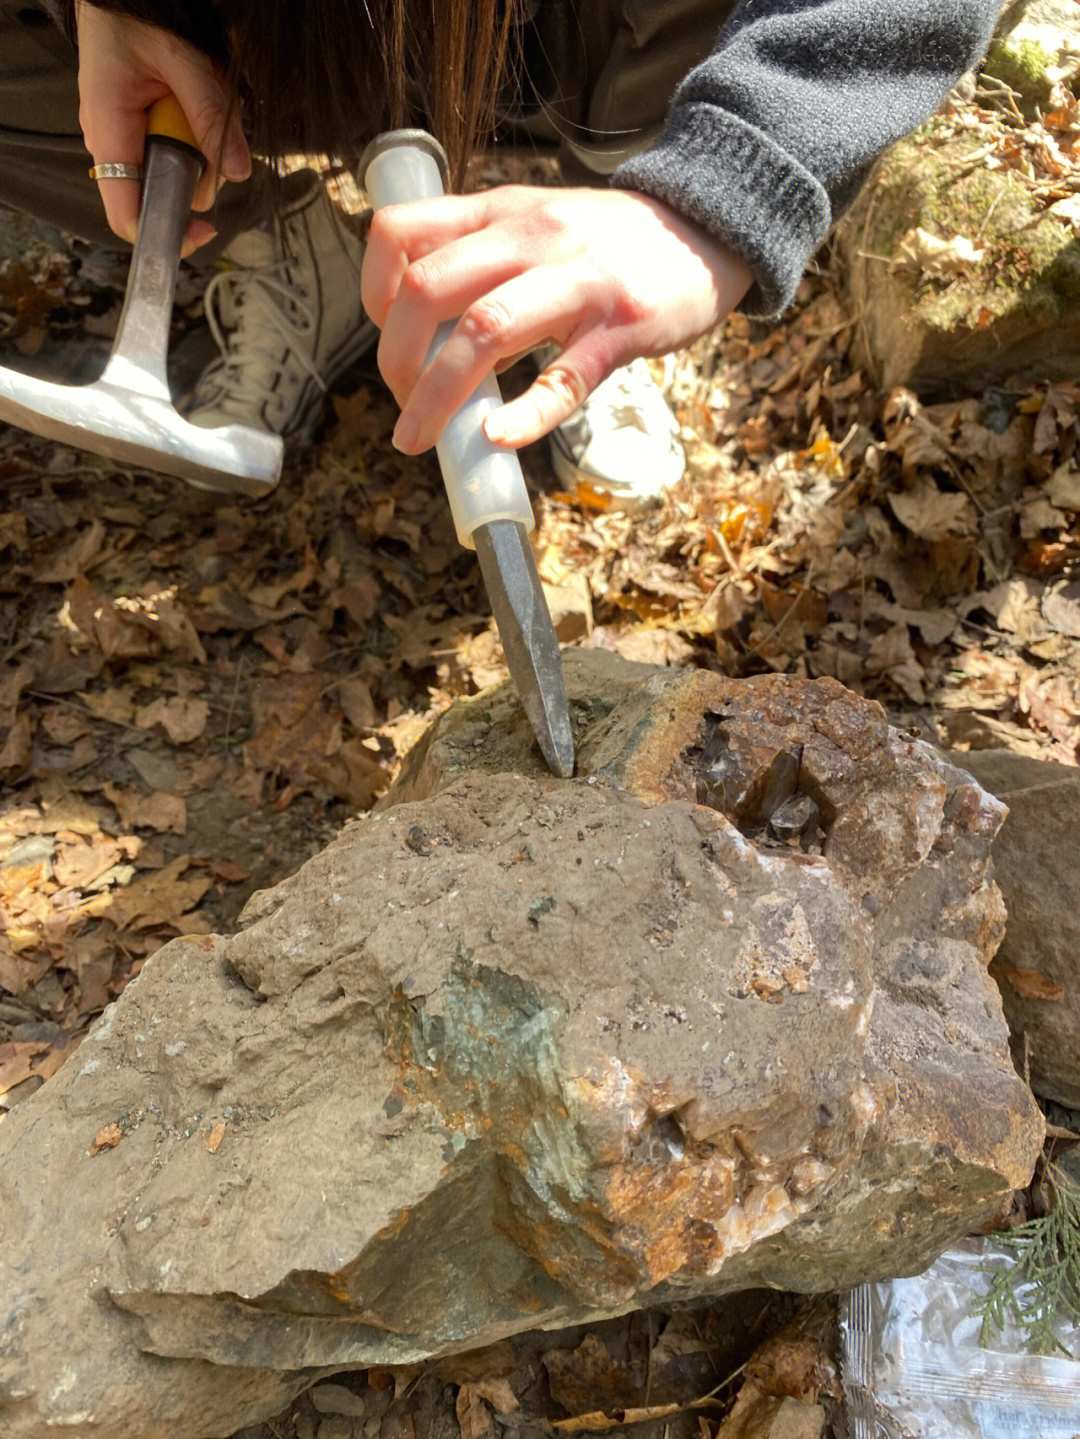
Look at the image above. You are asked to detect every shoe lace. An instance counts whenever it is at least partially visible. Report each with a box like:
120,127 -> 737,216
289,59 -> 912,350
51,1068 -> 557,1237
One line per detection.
197,260 -> 326,415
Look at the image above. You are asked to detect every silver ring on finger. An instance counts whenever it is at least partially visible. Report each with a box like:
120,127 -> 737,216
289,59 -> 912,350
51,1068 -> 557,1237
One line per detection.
88,163 -> 143,182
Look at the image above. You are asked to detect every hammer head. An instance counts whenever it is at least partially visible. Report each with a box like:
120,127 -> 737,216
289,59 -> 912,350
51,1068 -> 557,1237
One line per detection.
0,363 -> 282,497
0,120 -> 283,497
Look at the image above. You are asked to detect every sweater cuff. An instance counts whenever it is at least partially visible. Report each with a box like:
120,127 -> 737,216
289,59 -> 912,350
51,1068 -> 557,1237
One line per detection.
612,101 -> 831,319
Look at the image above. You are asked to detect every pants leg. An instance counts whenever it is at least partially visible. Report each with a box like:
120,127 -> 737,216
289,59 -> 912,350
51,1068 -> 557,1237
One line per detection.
0,0 -> 269,253
511,0 -> 737,179
0,0 -> 117,246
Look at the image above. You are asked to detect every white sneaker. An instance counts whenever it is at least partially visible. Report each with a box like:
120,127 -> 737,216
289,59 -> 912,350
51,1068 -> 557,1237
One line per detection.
546,355 -> 685,507
187,182 -> 375,445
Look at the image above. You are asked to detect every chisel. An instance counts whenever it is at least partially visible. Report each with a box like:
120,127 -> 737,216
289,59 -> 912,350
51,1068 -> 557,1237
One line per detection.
361,131 -> 574,778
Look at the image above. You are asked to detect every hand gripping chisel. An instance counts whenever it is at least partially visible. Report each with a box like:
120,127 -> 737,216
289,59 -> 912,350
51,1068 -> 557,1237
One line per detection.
361,131 -> 574,778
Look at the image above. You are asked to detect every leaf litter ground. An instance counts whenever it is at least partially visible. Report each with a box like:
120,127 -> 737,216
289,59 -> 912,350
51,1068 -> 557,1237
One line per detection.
2,78 -> 1080,1439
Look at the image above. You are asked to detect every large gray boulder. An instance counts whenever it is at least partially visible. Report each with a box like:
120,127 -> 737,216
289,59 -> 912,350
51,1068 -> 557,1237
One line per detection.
954,748 -> 1080,1108
0,653 -> 1043,1439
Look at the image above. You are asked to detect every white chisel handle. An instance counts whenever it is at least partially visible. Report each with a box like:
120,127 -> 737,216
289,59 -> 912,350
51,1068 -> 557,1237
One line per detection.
361,130 -> 535,550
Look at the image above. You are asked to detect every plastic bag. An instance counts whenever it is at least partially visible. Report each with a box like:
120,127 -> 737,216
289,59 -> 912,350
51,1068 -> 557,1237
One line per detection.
840,1238 -> 1080,1438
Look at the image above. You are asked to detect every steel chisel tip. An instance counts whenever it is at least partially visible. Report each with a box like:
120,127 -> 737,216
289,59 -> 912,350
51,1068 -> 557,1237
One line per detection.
473,520 -> 575,778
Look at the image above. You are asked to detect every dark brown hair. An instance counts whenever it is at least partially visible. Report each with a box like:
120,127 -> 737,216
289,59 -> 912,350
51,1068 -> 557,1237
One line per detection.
79,0 -> 523,188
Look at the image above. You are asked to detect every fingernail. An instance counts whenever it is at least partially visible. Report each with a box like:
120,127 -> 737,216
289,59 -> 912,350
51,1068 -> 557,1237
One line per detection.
483,414 -> 510,446
224,143 -> 251,183
393,414 -> 419,452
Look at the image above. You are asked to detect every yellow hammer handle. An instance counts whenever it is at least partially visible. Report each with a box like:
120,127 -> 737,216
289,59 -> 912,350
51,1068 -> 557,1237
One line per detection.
146,96 -> 201,152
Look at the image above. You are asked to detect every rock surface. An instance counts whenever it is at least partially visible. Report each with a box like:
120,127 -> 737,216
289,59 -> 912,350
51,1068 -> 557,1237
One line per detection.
986,1 -> 1080,115
0,653 -> 1043,1439
835,4 -> 1080,401
954,748 -> 1080,1107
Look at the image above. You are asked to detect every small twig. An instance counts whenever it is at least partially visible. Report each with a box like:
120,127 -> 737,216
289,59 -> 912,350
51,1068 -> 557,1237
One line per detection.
23,689 -> 145,737
711,523 -> 742,579
749,561 -> 818,663
975,188 -> 1006,241
222,653 -> 245,744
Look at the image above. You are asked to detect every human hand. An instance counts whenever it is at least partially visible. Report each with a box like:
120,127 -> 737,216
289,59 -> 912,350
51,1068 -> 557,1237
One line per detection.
360,184 -> 754,454
74,0 -> 250,253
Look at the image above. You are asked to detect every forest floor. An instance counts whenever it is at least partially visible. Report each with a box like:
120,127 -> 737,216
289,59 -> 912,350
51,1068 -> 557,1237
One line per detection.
1,74 -> 1079,1439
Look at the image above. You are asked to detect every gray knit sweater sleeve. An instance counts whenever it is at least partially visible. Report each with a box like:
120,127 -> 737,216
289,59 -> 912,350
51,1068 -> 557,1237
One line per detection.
613,0 -> 1000,317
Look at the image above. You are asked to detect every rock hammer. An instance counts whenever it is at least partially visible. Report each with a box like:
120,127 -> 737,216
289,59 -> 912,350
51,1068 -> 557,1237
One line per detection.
0,98 -> 282,496
361,131 -> 574,778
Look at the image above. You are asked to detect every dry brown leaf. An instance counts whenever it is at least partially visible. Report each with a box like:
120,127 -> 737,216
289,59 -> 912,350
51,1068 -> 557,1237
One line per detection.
0,663 -> 32,728
471,1380 -> 518,1416
64,576 -> 163,661
978,578 -> 1050,646
937,649 -> 1025,712
91,1122 -> 123,1154
882,389 -> 953,477
1020,672 -> 1080,752
0,260 -> 63,340
134,696 -> 210,745
1047,461 -> 1080,512
37,783 -> 106,837
246,706 -> 336,777
29,634 -> 104,695
88,855 -> 211,932
454,628 -> 505,691
550,1397 -> 724,1434
455,1385 -> 495,1439
0,1040 -> 50,1096
0,510 -> 29,556
250,671 -> 325,728
865,623 -> 927,703
874,600 -> 956,647
338,676 -> 377,730
1042,582 -> 1080,639
104,783 -> 187,835
433,1342 -> 517,1386
0,859 -> 49,901
31,519 -> 106,584
588,627 -> 696,668
544,1334 -> 640,1418
0,938 -> 50,995
379,1408 -> 416,1439
367,1363 -> 424,1401
0,712 -> 32,778
889,227 -> 985,278
64,578 -> 207,665
1033,385 -> 1080,455
79,688 -> 137,726
39,706 -> 91,745
53,832 -> 123,890
247,558 -> 321,612
331,576 -> 380,628
888,482 -> 976,543
33,1035 -> 82,1081
66,927 -> 116,1014
309,735 -> 389,810
210,856 -> 251,883
991,963 -> 1066,1003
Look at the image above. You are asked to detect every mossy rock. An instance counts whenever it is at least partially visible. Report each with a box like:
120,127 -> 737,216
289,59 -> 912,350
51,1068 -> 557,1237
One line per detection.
835,125 -> 1080,398
983,37 -> 1059,112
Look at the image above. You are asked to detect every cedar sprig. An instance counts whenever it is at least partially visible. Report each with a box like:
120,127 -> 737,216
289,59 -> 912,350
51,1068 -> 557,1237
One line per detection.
973,1164 -> 1080,1357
